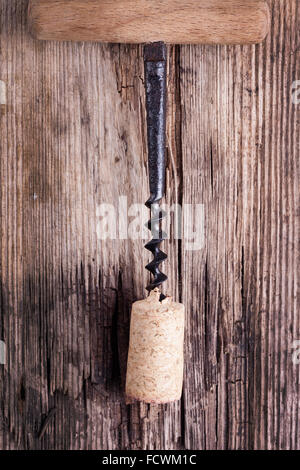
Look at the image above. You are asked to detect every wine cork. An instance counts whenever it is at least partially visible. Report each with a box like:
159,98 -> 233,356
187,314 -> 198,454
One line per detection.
126,288 -> 184,404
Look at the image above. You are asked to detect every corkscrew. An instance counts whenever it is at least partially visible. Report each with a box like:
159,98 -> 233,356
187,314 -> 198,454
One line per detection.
29,0 -> 270,405
144,42 -> 168,297
29,0 -> 270,299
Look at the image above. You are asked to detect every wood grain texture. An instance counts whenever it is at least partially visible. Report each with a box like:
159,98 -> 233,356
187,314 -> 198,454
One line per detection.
28,0 -> 270,45
0,0 -> 299,450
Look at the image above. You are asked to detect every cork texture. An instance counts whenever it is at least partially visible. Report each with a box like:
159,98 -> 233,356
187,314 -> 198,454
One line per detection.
125,289 -> 185,404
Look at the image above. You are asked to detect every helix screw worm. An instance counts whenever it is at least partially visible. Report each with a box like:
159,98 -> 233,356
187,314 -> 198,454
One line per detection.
144,42 -> 168,298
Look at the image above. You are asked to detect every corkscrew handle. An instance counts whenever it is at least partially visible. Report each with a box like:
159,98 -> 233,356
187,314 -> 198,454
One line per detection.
144,42 -> 167,204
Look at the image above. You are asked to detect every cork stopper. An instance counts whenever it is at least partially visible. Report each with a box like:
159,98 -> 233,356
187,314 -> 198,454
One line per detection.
125,289 -> 185,404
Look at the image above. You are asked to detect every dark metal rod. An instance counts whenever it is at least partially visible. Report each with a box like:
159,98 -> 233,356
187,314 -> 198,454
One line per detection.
144,42 -> 167,203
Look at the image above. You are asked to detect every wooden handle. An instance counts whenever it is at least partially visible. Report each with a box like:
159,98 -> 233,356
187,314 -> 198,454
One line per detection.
28,0 -> 270,45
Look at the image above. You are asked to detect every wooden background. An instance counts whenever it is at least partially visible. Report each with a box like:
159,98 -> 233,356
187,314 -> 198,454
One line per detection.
0,0 -> 299,450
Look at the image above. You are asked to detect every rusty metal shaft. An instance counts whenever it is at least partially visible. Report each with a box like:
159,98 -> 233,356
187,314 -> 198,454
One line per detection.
144,42 -> 168,295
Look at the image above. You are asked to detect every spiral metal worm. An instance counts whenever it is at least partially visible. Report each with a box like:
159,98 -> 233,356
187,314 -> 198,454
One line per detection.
144,42 -> 168,295
145,199 -> 168,291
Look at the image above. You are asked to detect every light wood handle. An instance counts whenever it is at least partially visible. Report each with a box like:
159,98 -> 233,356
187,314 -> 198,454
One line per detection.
28,0 -> 270,45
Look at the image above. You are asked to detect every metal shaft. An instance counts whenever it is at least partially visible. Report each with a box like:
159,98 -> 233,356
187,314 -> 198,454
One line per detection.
144,42 -> 168,296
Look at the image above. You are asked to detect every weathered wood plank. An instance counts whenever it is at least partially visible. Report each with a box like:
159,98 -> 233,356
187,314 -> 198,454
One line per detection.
181,0 -> 299,450
0,0 -> 182,450
0,0 -> 299,450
